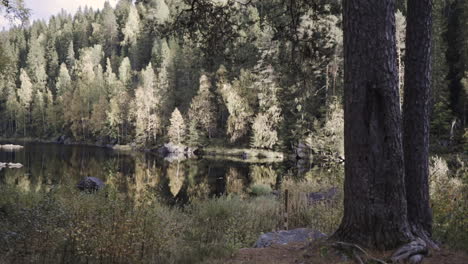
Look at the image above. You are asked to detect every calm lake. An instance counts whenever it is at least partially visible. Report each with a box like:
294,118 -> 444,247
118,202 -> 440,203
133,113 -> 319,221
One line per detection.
0,142 -> 340,204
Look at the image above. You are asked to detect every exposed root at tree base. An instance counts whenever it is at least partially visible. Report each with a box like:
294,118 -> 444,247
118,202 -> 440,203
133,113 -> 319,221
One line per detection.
391,238 -> 428,263
409,224 -> 440,251
218,242 -> 468,264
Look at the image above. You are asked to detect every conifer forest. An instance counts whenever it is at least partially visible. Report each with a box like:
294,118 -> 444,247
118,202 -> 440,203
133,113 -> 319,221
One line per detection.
0,0 -> 466,152
0,0 -> 467,263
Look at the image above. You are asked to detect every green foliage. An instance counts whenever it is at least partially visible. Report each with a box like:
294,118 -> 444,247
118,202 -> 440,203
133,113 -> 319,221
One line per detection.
55,63 -> 72,97
430,155 -> 468,251
431,0 -> 454,141
167,107 -> 186,144
0,0 -> 465,153
250,65 -> 282,149
188,74 -> 217,140
249,184 -> 272,196
0,170 -> 350,263
305,97 -> 344,158
121,3 -> 140,47
187,117 -> 204,147
134,63 -> 159,144
216,65 -> 254,143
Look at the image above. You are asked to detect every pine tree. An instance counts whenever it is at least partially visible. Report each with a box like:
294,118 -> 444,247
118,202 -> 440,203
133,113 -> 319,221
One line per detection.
104,58 -> 120,96
168,107 -> 186,145
66,41 -> 75,71
26,32 -> 47,88
45,34 -> 59,93
90,2 -> 118,58
90,96 -> 110,136
31,89 -> 46,136
187,118 -> 202,147
18,69 -> 33,136
156,38 -> 176,127
108,90 -> 131,143
121,4 -> 140,48
56,63 -> 72,97
216,65 -> 253,143
134,63 -> 159,144
44,88 -> 57,135
188,74 -> 217,138
431,0 -> 453,140
73,8 -> 91,51
250,65 -> 282,149
119,57 -> 132,88
115,0 -> 132,35
70,45 -> 105,139
333,0 -> 412,249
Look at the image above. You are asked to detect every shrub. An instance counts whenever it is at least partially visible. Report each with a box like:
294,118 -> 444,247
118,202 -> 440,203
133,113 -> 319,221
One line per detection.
430,155 -> 468,251
249,184 -> 273,196
0,180 -> 344,264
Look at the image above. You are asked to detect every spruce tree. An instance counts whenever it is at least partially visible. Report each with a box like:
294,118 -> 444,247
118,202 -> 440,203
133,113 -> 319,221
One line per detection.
431,0 -> 453,140
65,41 -> 75,71
135,63 -> 159,144
188,74 -> 217,138
168,107 -> 186,145
251,65 -> 282,149
56,63 -> 72,97
216,65 -> 253,143
18,69 -> 33,136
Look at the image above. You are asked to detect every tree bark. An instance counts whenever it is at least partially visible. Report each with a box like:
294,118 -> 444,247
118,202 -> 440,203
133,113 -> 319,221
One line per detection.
333,0 -> 412,249
403,0 -> 434,242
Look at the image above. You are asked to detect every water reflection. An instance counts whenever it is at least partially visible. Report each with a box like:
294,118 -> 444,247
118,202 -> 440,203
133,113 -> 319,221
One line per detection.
0,142 -> 340,204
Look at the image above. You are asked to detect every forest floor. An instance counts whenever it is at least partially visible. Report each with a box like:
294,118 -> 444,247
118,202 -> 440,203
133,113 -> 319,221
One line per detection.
218,242 -> 468,264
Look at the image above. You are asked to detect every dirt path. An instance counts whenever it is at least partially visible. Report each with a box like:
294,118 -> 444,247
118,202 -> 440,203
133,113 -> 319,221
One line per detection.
222,242 -> 468,264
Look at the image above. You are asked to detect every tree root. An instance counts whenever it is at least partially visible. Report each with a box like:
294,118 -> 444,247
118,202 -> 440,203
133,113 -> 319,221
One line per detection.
331,241 -> 387,264
409,224 -> 440,251
330,234 -> 436,264
390,238 -> 428,263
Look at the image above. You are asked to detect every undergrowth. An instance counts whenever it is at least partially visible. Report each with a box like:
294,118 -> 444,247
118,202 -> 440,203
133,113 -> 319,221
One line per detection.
0,180 -> 343,264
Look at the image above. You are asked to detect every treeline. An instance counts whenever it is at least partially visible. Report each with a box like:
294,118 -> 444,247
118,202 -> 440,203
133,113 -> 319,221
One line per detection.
0,0 -> 466,151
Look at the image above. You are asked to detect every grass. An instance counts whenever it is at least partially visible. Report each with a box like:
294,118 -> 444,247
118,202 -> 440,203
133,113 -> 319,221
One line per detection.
0,180 -> 343,264
430,155 -> 468,251
249,184 -> 273,196
0,154 -> 466,263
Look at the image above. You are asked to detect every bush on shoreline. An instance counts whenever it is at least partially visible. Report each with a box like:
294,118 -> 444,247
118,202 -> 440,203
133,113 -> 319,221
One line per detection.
0,183 -> 342,264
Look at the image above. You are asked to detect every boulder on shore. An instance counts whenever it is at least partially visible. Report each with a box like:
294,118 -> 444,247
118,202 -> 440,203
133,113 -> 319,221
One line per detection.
77,177 -> 105,191
0,162 -> 23,169
158,143 -> 196,156
307,187 -> 338,204
254,228 -> 326,248
7,162 -> 23,168
0,144 -> 24,151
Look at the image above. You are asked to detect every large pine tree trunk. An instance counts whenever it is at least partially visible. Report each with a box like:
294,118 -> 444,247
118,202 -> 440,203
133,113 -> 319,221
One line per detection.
403,0 -> 434,243
333,0 -> 412,249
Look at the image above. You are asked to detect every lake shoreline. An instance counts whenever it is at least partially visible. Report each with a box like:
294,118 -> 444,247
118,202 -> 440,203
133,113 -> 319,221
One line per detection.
0,136 -> 286,162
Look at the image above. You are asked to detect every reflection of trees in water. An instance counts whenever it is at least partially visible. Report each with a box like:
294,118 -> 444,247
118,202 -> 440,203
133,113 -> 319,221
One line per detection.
187,160 -> 210,201
166,159 -> 186,197
3,170 -> 31,191
249,164 -> 278,187
226,167 -> 246,196
1,143 -> 324,203
1,144 -> 137,194
187,179 -> 210,201
126,156 -> 161,202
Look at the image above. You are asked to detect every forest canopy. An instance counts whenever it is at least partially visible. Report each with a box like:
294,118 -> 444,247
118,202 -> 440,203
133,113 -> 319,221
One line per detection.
0,0 -> 466,152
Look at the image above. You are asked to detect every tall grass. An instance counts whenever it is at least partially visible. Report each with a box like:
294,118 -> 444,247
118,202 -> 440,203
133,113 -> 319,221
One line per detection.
0,180 -> 343,264
1,155 -> 466,264
430,155 -> 468,251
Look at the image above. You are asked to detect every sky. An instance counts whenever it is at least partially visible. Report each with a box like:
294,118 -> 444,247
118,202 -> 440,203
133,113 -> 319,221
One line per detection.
1,0 -> 118,29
